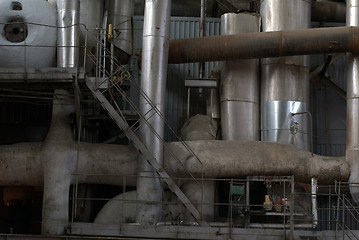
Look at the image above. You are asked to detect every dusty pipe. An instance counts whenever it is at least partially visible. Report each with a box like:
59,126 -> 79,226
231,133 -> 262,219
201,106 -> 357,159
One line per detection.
168,26 -> 359,64
56,0 -> 80,67
42,0 -> 80,235
0,141 -> 349,185
312,1 -> 346,23
137,0 -> 171,225
41,92 -> 76,235
220,13 -> 260,141
346,0 -> 359,203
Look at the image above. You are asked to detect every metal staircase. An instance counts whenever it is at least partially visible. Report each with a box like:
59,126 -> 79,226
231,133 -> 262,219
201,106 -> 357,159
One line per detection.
83,28 -> 204,222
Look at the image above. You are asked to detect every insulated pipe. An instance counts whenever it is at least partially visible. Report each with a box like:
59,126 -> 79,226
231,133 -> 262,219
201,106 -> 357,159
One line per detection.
41,92 -> 76,235
220,13 -> 260,141
260,0 -> 310,150
42,0 -> 80,235
168,26 -> 359,64
56,0 -> 80,67
108,0 -> 134,56
137,0 -> 171,225
346,0 -> 359,203
0,141 -> 349,186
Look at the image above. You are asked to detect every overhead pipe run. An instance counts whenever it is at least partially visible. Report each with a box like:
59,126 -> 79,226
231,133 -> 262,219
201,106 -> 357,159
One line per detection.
137,0 -> 171,225
168,26 -> 359,64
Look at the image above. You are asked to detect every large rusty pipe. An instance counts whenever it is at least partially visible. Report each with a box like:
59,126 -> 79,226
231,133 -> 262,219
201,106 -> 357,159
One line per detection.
168,26 -> 359,64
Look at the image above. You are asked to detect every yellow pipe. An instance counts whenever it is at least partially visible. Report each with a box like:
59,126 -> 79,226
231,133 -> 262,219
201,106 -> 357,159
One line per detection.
108,24 -> 113,40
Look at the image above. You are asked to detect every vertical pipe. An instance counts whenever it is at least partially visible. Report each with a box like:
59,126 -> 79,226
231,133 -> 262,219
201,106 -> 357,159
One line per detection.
57,0 -> 80,68
260,0 -> 311,150
42,0 -> 79,235
199,0 -> 206,79
220,13 -> 260,141
108,0 -> 134,56
136,0 -> 171,225
346,0 -> 359,203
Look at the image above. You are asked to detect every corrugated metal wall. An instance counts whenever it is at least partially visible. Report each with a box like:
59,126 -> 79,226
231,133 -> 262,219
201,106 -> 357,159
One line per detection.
133,16 -> 221,141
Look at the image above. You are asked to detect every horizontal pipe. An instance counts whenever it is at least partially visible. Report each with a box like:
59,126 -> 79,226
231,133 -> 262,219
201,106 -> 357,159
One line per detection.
168,26 -> 359,64
0,140 -> 349,186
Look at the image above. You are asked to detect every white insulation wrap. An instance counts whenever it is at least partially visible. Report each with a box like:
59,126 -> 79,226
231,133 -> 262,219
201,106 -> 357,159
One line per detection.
0,0 -> 56,67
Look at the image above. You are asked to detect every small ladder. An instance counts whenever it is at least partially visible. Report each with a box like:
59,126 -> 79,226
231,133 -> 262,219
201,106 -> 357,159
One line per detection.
86,78 -> 201,221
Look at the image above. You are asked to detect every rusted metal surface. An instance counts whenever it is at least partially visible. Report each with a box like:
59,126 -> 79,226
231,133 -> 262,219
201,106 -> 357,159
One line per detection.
312,1 -> 346,23
168,26 -> 359,64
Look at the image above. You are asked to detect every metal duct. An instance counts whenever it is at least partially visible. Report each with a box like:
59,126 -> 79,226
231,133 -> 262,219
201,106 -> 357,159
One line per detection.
137,0 -> 171,225
220,13 -> 260,141
57,0 -> 80,67
108,0 -> 134,56
346,0 -> 359,203
0,0 -> 56,67
260,0 -> 311,150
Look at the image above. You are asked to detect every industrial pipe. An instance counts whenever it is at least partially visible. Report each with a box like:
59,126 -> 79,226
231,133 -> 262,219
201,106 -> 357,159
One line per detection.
346,0 -> 359,204
56,0 -> 80,68
168,26 -> 359,64
0,140 -> 349,186
137,0 -> 171,225
220,13 -> 260,141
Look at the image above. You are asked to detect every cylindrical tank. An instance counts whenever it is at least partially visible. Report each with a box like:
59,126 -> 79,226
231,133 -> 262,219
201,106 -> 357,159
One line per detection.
220,13 -> 260,141
0,0 -> 56,67
260,0 -> 311,150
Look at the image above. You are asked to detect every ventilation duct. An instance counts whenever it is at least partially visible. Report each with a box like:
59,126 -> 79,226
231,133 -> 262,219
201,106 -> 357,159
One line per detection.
260,0 -> 311,150
220,13 -> 260,141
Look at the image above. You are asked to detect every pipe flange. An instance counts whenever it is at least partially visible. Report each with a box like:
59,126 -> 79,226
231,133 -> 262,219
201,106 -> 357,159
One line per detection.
4,18 -> 28,43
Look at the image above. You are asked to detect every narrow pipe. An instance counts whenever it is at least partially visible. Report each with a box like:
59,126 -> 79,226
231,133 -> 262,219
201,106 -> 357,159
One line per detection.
136,0 -> 172,225
199,0 -> 206,79
168,26 -> 359,64
346,0 -> 359,204
311,178 -> 318,229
